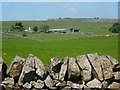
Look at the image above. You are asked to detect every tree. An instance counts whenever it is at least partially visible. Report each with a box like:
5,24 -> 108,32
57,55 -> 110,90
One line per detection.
33,26 -> 38,32
15,22 -> 23,27
41,25 -> 50,33
59,17 -> 61,19
13,22 -> 24,31
11,25 -> 15,31
109,23 -> 120,33
96,17 -> 99,19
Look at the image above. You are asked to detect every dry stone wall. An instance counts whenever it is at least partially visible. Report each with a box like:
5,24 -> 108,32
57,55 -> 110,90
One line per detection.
0,53 -> 120,90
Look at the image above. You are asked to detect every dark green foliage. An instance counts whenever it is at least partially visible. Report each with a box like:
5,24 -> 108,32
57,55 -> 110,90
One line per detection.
41,25 -> 50,32
22,33 -> 27,37
15,22 -> 23,27
11,22 -> 24,31
59,17 -> 62,19
109,23 -> 120,33
11,25 -> 14,30
94,17 -> 99,19
33,26 -> 38,32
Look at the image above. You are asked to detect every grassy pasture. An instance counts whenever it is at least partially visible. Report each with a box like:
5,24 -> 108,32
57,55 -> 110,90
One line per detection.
2,36 -> 118,66
2,19 -> 119,65
2,18 -> 117,35
16,33 -> 88,41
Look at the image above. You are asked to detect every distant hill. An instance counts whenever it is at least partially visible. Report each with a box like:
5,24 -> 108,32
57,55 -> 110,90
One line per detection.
51,18 -> 118,23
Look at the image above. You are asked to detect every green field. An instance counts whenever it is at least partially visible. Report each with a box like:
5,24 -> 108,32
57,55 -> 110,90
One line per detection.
2,18 -> 119,65
2,18 -> 117,35
2,36 -> 118,65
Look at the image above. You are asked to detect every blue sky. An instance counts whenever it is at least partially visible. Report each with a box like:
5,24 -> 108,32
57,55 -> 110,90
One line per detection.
2,2 -> 118,21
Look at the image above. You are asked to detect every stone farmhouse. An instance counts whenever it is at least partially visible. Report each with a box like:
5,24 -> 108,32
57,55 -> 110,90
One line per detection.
25,27 -> 80,34
47,28 -> 80,34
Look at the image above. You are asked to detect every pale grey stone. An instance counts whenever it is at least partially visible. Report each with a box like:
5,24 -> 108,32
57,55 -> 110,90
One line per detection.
114,72 -> 120,80
1,77 -> 14,88
107,82 -> 120,88
18,54 -> 36,85
86,78 -> 102,88
100,56 -> 113,80
59,57 -> 68,81
102,80 -> 110,89
49,57 -> 62,80
30,80 -> 44,89
67,81 -> 83,89
76,55 -> 92,81
68,57 -> 81,81
7,56 -> 25,80
23,82 -> 32,89
87,53 -> 103,81
56,81 -> 66,87
106,55 -> 119,66
34,56 -> 47,80
44,75 -> 55,88
60,86 -> 71,90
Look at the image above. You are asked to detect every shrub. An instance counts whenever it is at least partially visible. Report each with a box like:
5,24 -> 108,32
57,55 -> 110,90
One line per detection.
109,23 -> 120,33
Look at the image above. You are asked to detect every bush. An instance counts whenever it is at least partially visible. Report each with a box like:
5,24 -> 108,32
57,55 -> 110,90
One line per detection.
41,25 -> 50,33
109,23 -> 120,33
33,26 -> 38,32
22,33 -> 27,37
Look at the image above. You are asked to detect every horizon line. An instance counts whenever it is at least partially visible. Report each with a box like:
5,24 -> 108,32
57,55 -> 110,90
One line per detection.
1,18 -> 118,22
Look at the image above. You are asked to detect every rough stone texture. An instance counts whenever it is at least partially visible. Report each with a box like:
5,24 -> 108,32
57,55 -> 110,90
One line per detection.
60,86 -> 71,90
67,81 -> 84,89
87,53 -> 103,81
56,81 -> 66,87
23,82 -> 32,89
83,85 -> 91,90
44,75 -> 55,88
30,80 -> 44,89
0,58 -> 7,83
34,56 -> 47,80
0,53 -> 120,89
113,63 -> 120,71
7,56 -> 25,81
49,57 -> 62,80
106,55 -> 119,66
102,80 -> 110,89
107,82 -> 120,88
76,55 -> 92,81
59,57 -> 68,81
18,54 -> 36,85
68,57 -> 81,81
113,72 -> 120,80
86,78 -> 102,88
1,77 -> 14,88
100,56 -> 113,80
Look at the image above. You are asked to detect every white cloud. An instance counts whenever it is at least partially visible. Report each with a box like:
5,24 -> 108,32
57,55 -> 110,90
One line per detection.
69,7 -> 78,13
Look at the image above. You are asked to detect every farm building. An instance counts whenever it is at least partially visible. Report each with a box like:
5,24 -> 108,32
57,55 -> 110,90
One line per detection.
25,27 -> 34,33
47,28 -> 80,34
25,27 -> 42,33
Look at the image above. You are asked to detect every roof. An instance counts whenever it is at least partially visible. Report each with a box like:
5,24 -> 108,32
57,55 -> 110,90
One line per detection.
48,28 -> 71,31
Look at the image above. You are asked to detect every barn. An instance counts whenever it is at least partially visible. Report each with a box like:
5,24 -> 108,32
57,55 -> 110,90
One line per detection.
47,28 -> 80,34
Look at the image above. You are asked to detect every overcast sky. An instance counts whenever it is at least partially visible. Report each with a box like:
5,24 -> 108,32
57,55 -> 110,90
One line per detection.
2,2 -> 118,21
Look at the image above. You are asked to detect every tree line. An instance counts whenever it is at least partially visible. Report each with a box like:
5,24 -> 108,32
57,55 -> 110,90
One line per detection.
10,22 -> 50,33
10,22 -> 120,33
109,23 -> 120,33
